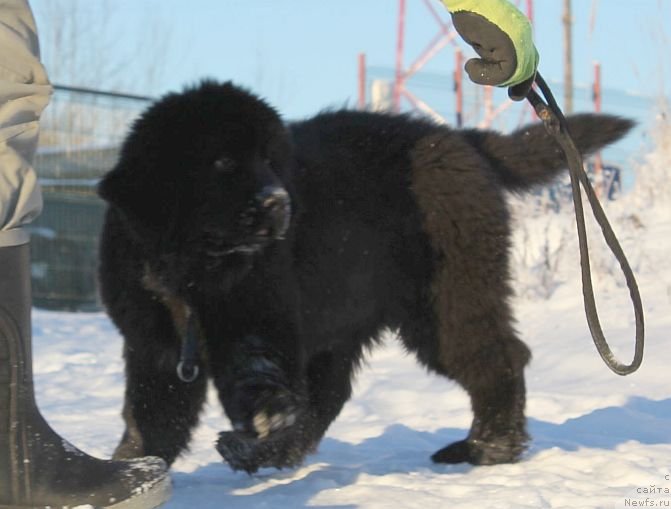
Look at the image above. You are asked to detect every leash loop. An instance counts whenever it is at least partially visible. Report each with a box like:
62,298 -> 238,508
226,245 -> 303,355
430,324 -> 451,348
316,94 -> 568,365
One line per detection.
526,72 -> 645,375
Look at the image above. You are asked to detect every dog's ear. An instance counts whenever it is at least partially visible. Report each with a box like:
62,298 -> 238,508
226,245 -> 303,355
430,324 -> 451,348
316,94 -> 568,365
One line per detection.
98,161 -> 170,230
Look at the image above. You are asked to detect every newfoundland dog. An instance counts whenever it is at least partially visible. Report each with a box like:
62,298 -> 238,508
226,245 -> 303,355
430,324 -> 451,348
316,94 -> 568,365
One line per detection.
98,80 -> 631,473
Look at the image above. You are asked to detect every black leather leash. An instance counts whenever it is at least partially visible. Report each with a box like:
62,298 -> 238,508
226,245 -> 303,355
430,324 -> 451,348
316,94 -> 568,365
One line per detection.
525,72 -> 644,375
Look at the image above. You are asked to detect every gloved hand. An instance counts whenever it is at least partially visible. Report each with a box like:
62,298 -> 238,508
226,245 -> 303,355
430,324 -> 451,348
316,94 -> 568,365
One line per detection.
442,0 -> 539,101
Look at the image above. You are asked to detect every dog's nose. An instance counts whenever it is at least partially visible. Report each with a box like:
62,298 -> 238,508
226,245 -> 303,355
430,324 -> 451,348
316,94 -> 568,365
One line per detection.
256,186 -> 289,210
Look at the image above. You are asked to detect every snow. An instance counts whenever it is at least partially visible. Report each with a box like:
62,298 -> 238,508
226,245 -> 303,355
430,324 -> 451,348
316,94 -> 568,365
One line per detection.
30,126 -> 671,507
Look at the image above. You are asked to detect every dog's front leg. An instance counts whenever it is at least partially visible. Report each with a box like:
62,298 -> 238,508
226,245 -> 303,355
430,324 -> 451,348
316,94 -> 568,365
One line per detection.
218,332 -> 306,439
213,326 -> 310,473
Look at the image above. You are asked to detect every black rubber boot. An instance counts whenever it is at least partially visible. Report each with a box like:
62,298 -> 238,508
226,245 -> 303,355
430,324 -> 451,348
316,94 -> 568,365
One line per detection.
0,243 -> 172,508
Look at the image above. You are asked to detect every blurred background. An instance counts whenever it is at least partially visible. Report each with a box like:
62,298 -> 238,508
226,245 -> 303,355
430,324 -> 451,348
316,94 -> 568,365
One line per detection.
26,0 -> 671,310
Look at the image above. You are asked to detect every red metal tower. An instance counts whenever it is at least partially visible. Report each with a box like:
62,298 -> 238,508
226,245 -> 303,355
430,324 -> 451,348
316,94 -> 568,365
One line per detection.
358,0 -> 535,129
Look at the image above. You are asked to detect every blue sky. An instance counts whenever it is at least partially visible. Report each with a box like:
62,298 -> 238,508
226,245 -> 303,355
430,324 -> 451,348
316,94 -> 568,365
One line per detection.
30,0 -> 670,122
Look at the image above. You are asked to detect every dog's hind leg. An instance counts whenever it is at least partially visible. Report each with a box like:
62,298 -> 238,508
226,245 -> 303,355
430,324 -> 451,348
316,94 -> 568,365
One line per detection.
407,147 -> 531,465
418,239 -> 531,465
402,275 -> 530,466
429,334 -> 529,466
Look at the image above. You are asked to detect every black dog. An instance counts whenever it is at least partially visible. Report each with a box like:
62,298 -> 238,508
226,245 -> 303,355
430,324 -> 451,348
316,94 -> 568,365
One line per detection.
98,81 -> 631,473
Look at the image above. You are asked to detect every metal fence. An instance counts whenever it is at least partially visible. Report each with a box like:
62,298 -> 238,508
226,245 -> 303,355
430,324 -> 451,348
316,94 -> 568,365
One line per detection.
28,85 -> 152,311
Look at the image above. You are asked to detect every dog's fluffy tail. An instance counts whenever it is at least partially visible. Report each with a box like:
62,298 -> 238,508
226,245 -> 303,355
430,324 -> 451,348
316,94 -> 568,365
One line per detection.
463,114 -> 634,192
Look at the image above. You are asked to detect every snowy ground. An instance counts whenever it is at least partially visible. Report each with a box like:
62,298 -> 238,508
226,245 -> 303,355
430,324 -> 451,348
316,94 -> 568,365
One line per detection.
31,202 -> 671,509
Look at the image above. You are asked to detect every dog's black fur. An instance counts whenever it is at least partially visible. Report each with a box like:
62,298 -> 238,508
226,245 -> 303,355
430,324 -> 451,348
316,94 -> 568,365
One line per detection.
98,80 -> 632,473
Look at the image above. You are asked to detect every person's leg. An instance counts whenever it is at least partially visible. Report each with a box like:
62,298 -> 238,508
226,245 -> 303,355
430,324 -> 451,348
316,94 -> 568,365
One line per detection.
0,245 -> 172,508
0,2 -> 171,507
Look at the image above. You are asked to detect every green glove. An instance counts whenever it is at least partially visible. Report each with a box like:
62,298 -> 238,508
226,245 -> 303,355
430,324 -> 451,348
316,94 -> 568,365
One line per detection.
442,0 -> 539,100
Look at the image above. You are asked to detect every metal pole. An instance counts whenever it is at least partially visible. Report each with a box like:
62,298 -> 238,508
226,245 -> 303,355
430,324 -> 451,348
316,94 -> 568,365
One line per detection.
593,62 -> 602,113
526,0 -> 537,122
483,86 -> 494,127
454,48 -> 463,127
393,0 -> 406,113
593,61 -> 603,196
563,0 -> 573,113
358,53 -> 367,110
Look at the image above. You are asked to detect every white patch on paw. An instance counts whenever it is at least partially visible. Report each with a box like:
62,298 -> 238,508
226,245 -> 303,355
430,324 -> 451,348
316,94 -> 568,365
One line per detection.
253,411 -> 271,439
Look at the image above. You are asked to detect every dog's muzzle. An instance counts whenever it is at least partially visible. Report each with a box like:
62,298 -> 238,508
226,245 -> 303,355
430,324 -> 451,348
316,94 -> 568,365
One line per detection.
203,186 -> 292,261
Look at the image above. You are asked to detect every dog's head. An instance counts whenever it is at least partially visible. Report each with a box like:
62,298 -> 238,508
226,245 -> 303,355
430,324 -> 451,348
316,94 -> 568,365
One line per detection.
99,81 -> 293,292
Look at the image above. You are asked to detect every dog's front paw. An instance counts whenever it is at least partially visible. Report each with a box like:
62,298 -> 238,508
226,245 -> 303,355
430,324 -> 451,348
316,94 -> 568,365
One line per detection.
217,425 -> 315,474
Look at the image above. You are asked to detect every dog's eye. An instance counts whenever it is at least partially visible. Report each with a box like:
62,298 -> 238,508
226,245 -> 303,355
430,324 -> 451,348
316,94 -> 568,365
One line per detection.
213,157 -> 235,173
